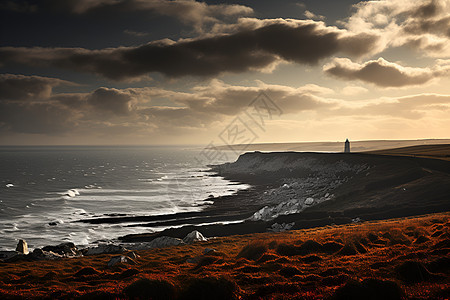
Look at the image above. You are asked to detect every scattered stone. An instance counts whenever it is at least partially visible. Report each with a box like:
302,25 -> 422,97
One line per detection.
204,248 -> 216,255
352,217 -> 362,223
107,255 -> 137,268
85,244 -> 126,255
42,242 -> 81,257
186,256 -> 202,264
183,231 -> 207,244
149,236 -> 184,248
304,197 -> 314,205
16,239 -> 29,255
31,248 -> 63,260
268,222 -> 295,232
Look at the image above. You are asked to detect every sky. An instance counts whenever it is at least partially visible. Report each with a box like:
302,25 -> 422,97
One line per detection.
0,0 -> 449,146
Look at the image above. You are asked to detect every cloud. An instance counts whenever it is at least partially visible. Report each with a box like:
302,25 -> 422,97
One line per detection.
0,73 -> 73,101
1,0 -> 254,31
343,0 -> 450,57
304,10 -> 325,21
341,85 -> 369,96
0,18 -> 380,80
2,74 -> 449,140
323,57 -> 450,87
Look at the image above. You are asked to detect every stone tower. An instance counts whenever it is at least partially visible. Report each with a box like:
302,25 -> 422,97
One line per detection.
344,139 -> 350,153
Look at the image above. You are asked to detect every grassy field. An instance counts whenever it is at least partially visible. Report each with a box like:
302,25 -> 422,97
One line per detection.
366,144 -> 450,161
1,212 -> 449,299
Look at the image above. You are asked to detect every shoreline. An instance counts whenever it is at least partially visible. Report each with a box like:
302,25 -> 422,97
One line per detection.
117,151 -> 450,242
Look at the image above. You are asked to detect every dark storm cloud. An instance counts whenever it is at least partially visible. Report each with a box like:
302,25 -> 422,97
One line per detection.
0,19 -> 379,80
323,57 -> 450,87
1,0 -> 253,31
0,73 -> 72,101
0,101 -> 79,134
1,74 -> 450,137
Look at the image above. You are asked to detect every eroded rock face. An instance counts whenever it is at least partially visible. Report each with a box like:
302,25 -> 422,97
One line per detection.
16,239 -> 29,255
85,244 -> 126,256
183,231 -> 207,244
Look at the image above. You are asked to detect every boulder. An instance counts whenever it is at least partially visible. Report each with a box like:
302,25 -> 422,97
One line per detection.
183,231 -> 207,244
30,248 -> 63,260
42,242 -> 82,257
85,244 -> 126,255
149,236 -> 184,248
203,248 -> 216,255
16,239 -> 29,254
304,197 -> 314,205
268,222 -> 295,232
107,255 -> 137,268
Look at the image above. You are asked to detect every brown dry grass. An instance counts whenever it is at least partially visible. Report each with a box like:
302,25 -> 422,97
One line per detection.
1,212 -> 449,299
366,144 -> 450,161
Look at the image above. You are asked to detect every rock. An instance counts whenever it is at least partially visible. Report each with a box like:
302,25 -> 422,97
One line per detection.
31,248 -> 63,260
186,256 -> 202,264
85,244 -> 126,255
42,242 -> 82,257
204,248 -> 216,255
268,222 -> 295,232
183,231 -> 207,244
107,255 -> 137,268
16,239 -> 29,254
304,197 -> 314,205
149,236 -> 184,248
126,251 -> 139,260
0,251 -> 19,261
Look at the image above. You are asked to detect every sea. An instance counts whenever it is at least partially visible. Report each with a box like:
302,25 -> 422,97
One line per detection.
0,146 -> 247,251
